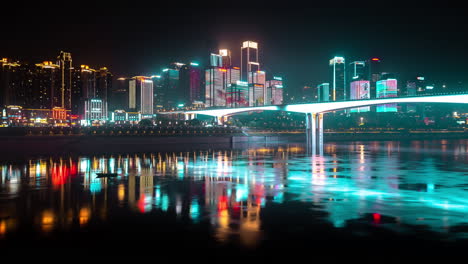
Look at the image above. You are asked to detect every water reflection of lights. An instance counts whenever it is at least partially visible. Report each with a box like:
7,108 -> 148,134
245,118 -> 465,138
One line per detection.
41,210 -> 55,232
0,220 -> 6,236
2,141 -> 468,244
79,207 -> 91,226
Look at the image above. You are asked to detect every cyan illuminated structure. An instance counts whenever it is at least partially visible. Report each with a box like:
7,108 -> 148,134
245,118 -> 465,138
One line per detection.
349,61 -> 366,80
317,83 -> 330,102
329,56 -> 346,101
160,62 -> 184,109
210,53 -> 223,67
376,79 -> 398,112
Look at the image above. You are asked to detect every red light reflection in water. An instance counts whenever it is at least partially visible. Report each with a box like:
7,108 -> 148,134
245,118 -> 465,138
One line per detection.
373,213 -> 381,224
51,162 -> 77,188
138,194 -> 146,213
218,195 -> 228,212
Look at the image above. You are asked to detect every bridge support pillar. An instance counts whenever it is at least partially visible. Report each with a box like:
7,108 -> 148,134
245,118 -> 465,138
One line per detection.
214,116 -> 223,125
184,113 -> 196,120
306,112 -> 323,155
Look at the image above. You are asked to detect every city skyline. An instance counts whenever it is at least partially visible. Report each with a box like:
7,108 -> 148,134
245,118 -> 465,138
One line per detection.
2,5 -> 468,93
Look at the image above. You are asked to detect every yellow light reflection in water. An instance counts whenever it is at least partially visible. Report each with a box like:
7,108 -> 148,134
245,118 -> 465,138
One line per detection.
216,209 -> 230,243
0,220 -> 6,236
118,184 -> 125,201
239,200 -> 262,248
79,207 -> 90,226
41,210 -> 55,233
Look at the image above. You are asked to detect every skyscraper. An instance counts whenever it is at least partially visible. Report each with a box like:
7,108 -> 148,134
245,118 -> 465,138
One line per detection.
367,57 -> 382,99
95,67 -> 112,103
219,49 -> 232,68
128,76 -> 153,116
249,70 -> 266,106
317,83 -> 330,102
151,75 -> 163,110
71,65 -> 96,116
226,81 -> 249,107
266,77 -> 283,105
111,77 -> 129,111
241,41 -> 259,82
376,78 -> 398,112
329,56 -> 346,101
160,62 -> 184,109
56,51 -> 73,109
210,53 -> 222,67
179,62 -> 203,106
350,80 -> 370,112
0,58 -> 28,107
35,61 -> 60,109
349,61 -> 366,80
205,67 -> 240,107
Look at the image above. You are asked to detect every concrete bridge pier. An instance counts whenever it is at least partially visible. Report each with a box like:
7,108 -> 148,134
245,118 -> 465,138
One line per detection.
214,116 -> 224,125
305,112 -> 324,155
184,113 -> 197,120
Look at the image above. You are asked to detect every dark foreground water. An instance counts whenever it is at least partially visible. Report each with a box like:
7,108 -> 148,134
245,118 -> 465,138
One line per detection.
1,139 -> 468,261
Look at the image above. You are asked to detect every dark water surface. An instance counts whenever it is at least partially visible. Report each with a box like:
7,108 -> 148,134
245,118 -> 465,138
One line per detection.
1,139 -> 468,260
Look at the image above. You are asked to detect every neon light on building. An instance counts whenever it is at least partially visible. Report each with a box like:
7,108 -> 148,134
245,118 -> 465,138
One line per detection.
376,79 -> 398,112
350,80 -> 370,112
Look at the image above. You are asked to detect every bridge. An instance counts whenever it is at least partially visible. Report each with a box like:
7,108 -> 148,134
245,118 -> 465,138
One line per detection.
160,93 -> 468,153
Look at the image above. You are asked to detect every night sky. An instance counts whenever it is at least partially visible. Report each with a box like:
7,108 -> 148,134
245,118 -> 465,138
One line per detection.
3,3 -> 468,94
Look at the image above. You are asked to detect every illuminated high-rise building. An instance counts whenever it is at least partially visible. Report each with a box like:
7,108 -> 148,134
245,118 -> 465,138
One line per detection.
128,76 -> 154,116
71,65 -> 96,116
34,61 -> 60,109
56,51 -> 73,109
84,98 -> 107,122
266,76 -> 283,105
226,81 -> 249,107
329,56 -> 346,101
160,62 -> 184,109
376,78 -> 398,112
350,80 -> 370,112
219,49 -> 232,68
150,75 -> 163,110
367,57 -> 382,99
241,41 -> 259,82
179,62 -> 203,106
110,77 -> 129,111
95,67 -> 112,103
249,70 -> 266,106
349,61 -> 366,80
317,83 -> 330,102
210,53 -> 222,67
205,67 -> 240,107
0,58 -> 36,108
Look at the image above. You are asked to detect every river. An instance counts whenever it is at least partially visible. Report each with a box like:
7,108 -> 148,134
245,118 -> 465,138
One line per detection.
1,139 -> 468,260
